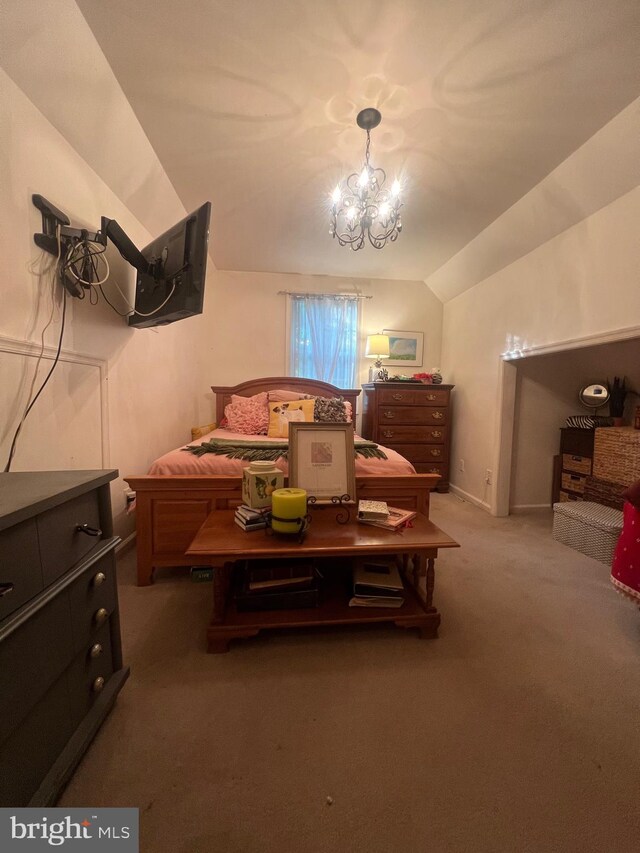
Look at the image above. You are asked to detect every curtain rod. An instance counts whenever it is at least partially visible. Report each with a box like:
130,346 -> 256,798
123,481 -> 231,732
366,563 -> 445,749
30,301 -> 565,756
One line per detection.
277,290 -> 372,300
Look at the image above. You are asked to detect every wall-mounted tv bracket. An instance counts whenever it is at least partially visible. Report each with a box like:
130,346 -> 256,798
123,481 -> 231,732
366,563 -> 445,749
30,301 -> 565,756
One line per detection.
32,194 -> 163,281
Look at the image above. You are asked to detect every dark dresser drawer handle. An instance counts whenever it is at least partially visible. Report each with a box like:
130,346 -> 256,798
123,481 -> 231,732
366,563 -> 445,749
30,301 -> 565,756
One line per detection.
426,394 -> 437,401
92,676 -> 105,693
383,411 -> 395,419
94,607 -> 109,625
429,467 -> 440,474
76,523 -> 102,537
392,393 -> 404,401
93,571 -> 107,587
90,643 -> 103,659
0,582 -> 15,598
432,430 -> 442,438
432,411 -> 444,420
430,449 -> 441,457
382,430 -> 395,438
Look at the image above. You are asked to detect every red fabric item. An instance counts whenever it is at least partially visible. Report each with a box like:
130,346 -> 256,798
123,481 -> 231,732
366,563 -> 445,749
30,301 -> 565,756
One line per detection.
611,501 -> 640,605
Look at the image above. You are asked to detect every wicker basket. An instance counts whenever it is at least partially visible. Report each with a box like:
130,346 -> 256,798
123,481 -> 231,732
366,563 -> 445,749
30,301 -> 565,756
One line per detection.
593,427 -> 640,486
582,476 -> 626,511
552,501 -> 623,565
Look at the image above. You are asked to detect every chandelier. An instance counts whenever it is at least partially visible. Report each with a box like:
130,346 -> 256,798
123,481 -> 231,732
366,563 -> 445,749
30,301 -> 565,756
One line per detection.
329,107 -> 403,250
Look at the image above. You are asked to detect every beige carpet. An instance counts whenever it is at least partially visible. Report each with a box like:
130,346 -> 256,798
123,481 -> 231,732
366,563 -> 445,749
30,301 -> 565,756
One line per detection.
60,495 -> 640,853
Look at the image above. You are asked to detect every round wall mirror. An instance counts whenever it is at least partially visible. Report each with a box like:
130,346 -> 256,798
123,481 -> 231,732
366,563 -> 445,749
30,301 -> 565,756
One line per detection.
578,383 -> 610,410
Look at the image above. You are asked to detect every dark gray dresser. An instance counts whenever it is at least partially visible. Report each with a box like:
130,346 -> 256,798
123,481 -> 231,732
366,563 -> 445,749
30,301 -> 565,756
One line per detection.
0,470 -> 129,806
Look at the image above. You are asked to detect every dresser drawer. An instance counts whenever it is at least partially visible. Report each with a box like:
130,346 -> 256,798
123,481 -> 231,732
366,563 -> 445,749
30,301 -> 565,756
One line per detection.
0,518 -> 42,622
561,472 -> 587,494
0,671 -> 73,807
67,621 -> 115,726
378,388 -> 449,406
378,425 -> 447,444
377,406 -> 448,426
413,462 -> 447,477
390,444 -> 446,463
68,551 -> 117,654
0,593 -> 73,741
559,490 -> 583,502
562,453 -> 591,476
37,490 -> 102,586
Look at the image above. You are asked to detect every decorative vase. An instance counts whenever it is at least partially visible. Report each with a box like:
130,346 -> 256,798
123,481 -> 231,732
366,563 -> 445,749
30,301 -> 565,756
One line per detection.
241,460 -> 284,509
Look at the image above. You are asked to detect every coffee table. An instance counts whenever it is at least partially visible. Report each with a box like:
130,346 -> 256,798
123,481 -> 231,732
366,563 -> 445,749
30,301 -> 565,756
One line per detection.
186,509 -> 459,652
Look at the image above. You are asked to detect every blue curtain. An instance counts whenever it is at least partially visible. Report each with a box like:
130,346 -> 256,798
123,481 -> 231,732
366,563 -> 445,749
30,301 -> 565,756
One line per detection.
289,296 -> 359,387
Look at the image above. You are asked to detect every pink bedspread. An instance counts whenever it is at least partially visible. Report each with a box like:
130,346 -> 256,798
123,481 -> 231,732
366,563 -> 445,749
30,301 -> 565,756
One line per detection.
148,428 -> 416,476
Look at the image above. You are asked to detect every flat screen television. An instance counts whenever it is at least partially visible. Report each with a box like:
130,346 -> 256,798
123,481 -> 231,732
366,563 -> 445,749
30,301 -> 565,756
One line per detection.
127,201 -> 211,328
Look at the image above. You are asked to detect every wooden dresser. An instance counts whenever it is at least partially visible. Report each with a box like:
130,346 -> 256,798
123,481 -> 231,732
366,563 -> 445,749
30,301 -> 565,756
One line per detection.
361,383 -> 454,492
0,470 -> 129,806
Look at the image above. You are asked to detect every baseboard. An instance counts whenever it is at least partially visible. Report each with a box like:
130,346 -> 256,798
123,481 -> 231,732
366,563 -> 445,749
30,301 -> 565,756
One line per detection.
510,503 -> 552,512
449,484 -> 491,513
116,531 -> 136,556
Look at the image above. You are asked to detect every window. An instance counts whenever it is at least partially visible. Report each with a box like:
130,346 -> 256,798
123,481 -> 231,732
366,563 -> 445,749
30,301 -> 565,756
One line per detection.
288,295 -> 359,387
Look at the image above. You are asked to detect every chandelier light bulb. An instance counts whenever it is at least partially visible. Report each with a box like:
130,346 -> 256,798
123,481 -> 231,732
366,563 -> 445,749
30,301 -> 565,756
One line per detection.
328,107 -> 404,250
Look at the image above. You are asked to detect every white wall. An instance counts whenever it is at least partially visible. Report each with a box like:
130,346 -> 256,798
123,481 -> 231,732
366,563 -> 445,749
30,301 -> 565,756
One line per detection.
198,270 -> 443,420
440,182 -> 640,510
511,338 -> 640,508
0,68 -> 211,539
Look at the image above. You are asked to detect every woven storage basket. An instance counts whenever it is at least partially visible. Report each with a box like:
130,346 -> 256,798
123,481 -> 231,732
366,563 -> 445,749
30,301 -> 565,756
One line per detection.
583,476 -> 626,511
552,501 -> 623,565
593,427 -> 640,486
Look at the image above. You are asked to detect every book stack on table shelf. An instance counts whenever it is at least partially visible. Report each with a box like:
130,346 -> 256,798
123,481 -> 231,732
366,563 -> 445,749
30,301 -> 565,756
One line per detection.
235,504 -> 270,531
235,558 -> 320,611
349,558 -> 406,608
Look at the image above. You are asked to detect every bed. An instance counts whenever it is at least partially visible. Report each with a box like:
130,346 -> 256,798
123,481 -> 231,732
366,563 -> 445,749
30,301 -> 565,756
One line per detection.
125,377 -> 440,585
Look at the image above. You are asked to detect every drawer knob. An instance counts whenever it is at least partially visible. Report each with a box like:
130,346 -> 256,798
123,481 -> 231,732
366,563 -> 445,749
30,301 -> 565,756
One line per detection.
429,467 -> 440,474
432,430 -> 442,438
432,411 -> 444,420
94,607 -> 109,625
383,411 -> 395,419
92,676 -> 105,693
76,523 -> 102,537
430,449 -> 441,457
426,394 -> 437,401
392,393 -> 404,401
382,430 -> 395,438
90,643 -> 103,659
93,571 -> 106,587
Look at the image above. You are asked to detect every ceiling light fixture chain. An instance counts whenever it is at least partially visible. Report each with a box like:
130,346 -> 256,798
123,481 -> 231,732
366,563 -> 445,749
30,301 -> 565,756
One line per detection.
329,107 -> 403,251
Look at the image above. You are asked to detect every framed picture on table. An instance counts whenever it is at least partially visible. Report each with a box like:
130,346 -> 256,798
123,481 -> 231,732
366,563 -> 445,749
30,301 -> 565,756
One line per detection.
288,422 -> 356,504
383,329 -> 424,367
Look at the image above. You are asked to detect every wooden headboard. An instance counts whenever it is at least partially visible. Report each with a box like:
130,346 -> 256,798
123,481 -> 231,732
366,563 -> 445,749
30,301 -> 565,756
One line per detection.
210,377 -> 361,424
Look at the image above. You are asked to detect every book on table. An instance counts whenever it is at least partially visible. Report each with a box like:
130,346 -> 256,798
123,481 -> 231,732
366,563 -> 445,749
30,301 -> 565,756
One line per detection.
349,558 -> 405,608
358,506 -> 417,531
357,500 -> 389,520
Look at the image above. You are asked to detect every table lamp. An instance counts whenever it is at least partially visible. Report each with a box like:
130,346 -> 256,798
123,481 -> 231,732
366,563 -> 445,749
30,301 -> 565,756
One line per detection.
365,333 -> 390,381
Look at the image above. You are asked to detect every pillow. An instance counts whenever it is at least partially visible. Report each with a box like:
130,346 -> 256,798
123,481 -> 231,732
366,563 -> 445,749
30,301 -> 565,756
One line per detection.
314,396 -> 348,423
224,391 -> 269,434
267,389 -> 313,402
267,399 -> 315,438
622,479 -> 640,509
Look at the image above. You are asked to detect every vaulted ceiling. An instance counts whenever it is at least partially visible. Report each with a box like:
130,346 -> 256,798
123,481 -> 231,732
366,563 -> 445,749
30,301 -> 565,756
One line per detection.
74,0 -> 640,283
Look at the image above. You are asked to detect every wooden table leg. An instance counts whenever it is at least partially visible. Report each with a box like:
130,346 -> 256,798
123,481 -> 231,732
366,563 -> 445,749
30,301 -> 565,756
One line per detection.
211,562 -> 227,624
426,556 -> 435,609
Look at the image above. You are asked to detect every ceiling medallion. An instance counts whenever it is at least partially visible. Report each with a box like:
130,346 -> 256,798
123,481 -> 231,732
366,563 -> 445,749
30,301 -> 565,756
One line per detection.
329,107 -> 403,251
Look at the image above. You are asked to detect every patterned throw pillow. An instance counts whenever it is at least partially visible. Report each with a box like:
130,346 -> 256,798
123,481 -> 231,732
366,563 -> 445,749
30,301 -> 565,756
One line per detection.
313,396 -> 348,423
224,392 -> 269,434
267,399 -> 315,438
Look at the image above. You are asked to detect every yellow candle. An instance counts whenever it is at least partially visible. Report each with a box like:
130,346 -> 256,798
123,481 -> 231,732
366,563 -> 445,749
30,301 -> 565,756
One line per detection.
271,488 -> 307,535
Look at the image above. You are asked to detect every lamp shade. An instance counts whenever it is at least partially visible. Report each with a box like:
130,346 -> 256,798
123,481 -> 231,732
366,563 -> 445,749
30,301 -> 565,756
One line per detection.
365,334 -> 390,359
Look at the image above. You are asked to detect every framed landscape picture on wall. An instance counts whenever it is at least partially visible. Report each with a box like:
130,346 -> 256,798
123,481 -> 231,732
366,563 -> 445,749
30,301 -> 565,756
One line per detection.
383,329 -> 424,367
